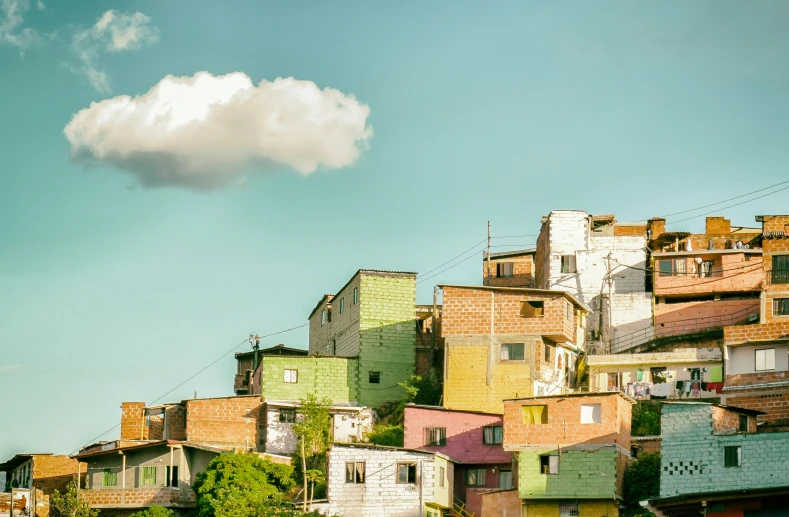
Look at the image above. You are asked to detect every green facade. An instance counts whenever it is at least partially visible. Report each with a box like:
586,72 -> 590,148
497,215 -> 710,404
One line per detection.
260,356 -> 360,404
518,449 -> 618,500
357,274 -> 417,407
660,404 -> 789,498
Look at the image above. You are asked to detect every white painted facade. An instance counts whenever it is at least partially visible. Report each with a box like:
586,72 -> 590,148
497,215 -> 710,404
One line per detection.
325,445 -> 435,517
264,403 -> 376,456
725,343 -> 789,375
538,210 -> 654,353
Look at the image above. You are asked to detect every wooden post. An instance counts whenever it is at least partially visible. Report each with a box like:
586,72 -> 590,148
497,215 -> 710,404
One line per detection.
301,438 -> 307,512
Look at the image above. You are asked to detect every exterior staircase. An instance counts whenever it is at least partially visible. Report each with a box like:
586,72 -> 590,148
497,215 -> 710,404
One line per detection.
452,498 -> 474,517
608,306 -> 760,354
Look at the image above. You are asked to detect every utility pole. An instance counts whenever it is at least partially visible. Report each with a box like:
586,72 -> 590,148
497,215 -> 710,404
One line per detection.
487,221 -> 492,285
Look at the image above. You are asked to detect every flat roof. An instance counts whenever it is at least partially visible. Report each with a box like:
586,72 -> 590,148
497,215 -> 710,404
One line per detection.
482,249 -> 536,260
437,284 -> 591,312
652,249 -> 762,257
308,269 -> 417,319
236,344 -> 309,359
660,401 -> 766,416
74,440 -> 230,459
330,443 -> 434,455
504,390 -> 636,405
405,403 -> 504,417
0,454 -> 54,471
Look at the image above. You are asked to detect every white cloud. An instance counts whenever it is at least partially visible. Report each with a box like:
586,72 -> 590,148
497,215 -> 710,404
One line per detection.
64,72 -> 374,191
35,0 -> 43,10
72,10 -> 159,92
0,0 -> 39,50
0,363 -> 21,373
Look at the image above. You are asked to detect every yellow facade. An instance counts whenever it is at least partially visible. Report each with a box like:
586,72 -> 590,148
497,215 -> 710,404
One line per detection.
443,344 -> 532,414
522,501 -> 619,517
427,455 -> 452,512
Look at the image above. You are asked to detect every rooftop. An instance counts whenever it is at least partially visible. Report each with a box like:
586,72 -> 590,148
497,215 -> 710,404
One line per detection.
0,454 -> 54,471
438,284 -> 591,312
329,442 -> 434,455
405,403 -> 504,417
504,390 -> 636,405
482,248 -> 536,260
660,401 -> 766,416
652,249 -> 762,257
235,344 -> 309,359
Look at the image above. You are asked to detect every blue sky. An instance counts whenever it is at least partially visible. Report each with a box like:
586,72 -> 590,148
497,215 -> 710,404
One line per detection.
1,0 -> 788,459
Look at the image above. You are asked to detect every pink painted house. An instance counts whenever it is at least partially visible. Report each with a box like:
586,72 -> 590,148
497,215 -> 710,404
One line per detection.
404,404 -> 515,516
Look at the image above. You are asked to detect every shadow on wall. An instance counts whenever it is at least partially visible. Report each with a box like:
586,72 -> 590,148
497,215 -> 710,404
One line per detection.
358,321 -> 416,407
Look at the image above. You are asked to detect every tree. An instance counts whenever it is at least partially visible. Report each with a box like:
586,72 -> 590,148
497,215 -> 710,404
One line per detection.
130,506 -> 175,517
292,393 -> 332,511
631,401 -> 661,436
622,453 -> 660,517
49,479 -> 98,517
193,452 -> 295,517
398,369 -> 442,406
366,423 -> 404,447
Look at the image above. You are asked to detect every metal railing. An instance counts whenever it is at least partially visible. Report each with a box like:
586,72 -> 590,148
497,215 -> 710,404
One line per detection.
769,269 -> 789,285
609,305 -> 760,354
453,498 -> 475,517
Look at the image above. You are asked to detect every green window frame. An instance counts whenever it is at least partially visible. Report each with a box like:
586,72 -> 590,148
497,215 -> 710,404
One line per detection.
102,469 -> 118,487
141,466 -> 157,486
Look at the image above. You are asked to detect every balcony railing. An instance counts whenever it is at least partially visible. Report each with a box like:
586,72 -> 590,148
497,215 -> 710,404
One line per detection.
657,268 -> 723,278
608,305 -> 760,354
769,269 -> 789,285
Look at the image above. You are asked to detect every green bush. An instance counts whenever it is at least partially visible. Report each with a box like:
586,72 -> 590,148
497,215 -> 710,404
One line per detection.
366,423 -> 404,447
130,505 -> 175,517
622,452 -> 660,517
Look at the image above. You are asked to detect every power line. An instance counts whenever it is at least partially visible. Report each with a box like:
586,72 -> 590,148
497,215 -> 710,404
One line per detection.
417,247 -> 486,285
59,324 -> 309,456
659,179 -> 789,219
666,184 -> 789,225
418,239 -> 486,277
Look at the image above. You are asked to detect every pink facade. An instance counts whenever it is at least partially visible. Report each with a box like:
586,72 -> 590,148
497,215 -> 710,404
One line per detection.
403,405 -> 512,464
654,299 -> 760,333
653,251 -> 763,298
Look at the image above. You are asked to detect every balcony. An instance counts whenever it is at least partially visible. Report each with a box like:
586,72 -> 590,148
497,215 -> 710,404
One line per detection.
768,269 -> 789,285
80,487 -> 196,509
653,251 -> 763,297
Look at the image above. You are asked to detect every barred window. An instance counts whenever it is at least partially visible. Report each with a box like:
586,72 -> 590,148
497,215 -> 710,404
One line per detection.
425,427 -> 447,446
279,409 -> 297,423
559,502 -> 579,517
141,466 -> 157,486
102,469 -> 118,487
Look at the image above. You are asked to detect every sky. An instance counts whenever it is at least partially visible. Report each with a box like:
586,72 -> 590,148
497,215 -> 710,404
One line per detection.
1,0 -> 789,460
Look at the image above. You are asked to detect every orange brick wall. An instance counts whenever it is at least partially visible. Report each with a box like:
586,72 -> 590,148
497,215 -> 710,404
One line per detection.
80,487 -> 195,509
32,456 -> 83,496
711,406 -> 757,433
614,224 -> 647,237
483,255 -> 536,288
120,403 -> 147,441
478,489 -> 521,516
185,396 -> 264,449
441,286 -> 575,341
503,394 -> 632,451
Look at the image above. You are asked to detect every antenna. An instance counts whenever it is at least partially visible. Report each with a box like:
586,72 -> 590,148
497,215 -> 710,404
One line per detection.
250,333 -> 261,370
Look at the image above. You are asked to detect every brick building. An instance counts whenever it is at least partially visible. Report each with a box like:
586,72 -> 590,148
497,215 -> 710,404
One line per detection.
483,249 -> 536,288
403,404 -> 514,516
721,214 -> 789,428
323,444 -> 435,517
234,344 -> 308,396
439,284 -> 589,414
503,392 -> 635,517
0,454 -> 84,517
647,402 -> 789,516
535,210 -> 653,355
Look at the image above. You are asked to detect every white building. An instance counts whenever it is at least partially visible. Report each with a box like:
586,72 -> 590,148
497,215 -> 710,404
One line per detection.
263,402 -> 376,455
324,444 -> 435,517
535,210 -> 654,354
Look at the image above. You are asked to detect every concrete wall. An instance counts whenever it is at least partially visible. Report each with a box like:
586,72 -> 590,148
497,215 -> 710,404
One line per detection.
403,406 -> 512,464
517,448 -> 619,500
660,403 -> 789,498
726,343 -> 789,375
357,274 -> 416,407
264,405 -> 375,455
521,500 -> 620,517
325,446 -> 434,517
258,356 -> 360,405
431,455 -> 452,510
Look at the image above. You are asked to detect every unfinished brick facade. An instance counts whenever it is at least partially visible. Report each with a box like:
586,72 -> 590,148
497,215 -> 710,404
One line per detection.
184,395 -> 264,449
483,249 -> 536,288
120,402 -> 147,441
477,489 -> 521,516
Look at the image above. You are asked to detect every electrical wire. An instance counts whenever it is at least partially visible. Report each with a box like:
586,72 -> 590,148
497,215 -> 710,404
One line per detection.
417,248 -> 486,285
666,184 -> 789,225
659,179 -> 789,219
418,239 -> 487,277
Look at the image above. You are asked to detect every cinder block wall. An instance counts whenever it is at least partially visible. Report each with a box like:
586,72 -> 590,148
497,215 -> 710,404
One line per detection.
260,356 -> 360,405
660,403 -> 789,498
357,274 -> 416,407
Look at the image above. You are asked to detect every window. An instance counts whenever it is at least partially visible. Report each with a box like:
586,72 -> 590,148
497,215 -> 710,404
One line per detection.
321,309 -> 327,325
501,343 -> 524,361
520,300 -> 544,318
496,262 -> 514,278
425,427 -> 447,446
345,462 -> 365,483
755,349 -> 775,371
739,414 -> 749,433
279,409 -> 297,423
724,446 -> 741,468
580,404 -> 601,424
540,455 -> 559,474
559,502 -> 579,517
482,426 -> 503,445
772,255 -> 789,284
774,298 -> 789,316
560,255 -> 576,274
465,468 -> 487,486
102,469 -> 118,487
497,470 -> 512,489
396,463 -> 417,484
567,303 -> 573,321
521,405 -> 548,424
544,342 -> 553,362
165,466 -> 179,488
141,466 -> 157,486
339,298 -> 345,315
659,259 -> 687,276
439,467 -> 445,488
368,371 -> 381,384
631,446 -> 639,459
353,287 -> 358,304
699,260 -> 715,278
284,369 -> 298,383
